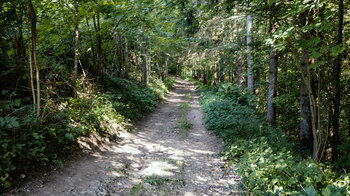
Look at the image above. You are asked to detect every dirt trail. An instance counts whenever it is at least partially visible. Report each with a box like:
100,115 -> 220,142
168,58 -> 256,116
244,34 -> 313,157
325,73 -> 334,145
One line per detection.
14,77 -> 240,196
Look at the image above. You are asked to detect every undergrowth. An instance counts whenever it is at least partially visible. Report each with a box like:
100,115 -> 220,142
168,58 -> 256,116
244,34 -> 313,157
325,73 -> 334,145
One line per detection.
194,80 -> 350,195
177,102 -> 191,138
0,75 -> 175,190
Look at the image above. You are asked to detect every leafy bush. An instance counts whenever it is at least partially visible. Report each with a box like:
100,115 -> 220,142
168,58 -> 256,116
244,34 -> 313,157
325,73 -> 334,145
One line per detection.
197,82 -> 350,195
0,75 -> 175,190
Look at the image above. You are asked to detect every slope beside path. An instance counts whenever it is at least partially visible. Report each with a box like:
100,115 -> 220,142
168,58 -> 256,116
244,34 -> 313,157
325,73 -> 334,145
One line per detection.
13,77 -> 240,196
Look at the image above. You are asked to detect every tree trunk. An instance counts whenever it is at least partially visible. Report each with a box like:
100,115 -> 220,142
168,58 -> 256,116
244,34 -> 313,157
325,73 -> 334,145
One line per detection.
203,66 -> 207,84
267,46 -> 277,126
300,46 -> 313,150
123,37 -> 129,78
27,0 -> 40,117
237,52 -> 243,87
93,12 -> 102,75
11,1 -> 25,63
329,0 -> 343,163
140,34 -> 147,85
85,17 -> 97,73
300,37 -> 319,160
28,32 -> 36,111
267,15 -> 278,126
246,7 -> 254,92
162,55 -> 168,81
73,0 -> 79,81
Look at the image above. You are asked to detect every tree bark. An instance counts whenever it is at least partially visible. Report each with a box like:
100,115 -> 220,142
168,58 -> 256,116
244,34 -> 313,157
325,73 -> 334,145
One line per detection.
267,14 -> 278,126
246,6 -> 254,92
162,55 -> 168,81
123,37 -> 129,78
140,33 -> 147,85
73,0 -> 79,81
329,0 -> 343,163
300,37 -> 319,160
86,17 -> 97,73
300,46 -> 313,150
93,11 -> 102,75
28,32 -> 36,111
27,0 -> 40,117
237,52 -> 243,87
267,46 -> 277,126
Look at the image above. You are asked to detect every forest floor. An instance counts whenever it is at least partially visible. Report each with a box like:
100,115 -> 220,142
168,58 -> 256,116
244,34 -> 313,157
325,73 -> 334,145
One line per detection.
11,77 -> 240,196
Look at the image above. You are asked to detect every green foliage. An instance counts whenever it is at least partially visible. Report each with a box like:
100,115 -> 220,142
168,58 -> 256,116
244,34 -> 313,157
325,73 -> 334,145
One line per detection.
177,101 -> 192,139
99,76 -> 174,119
178,116 -> 191,132
143,175 -> 170,186
0,75 -> 175,191
177,101 -> 192,138
198,82 -> 350,194
179,102 -> 190,112
185,93 -> 192,100
163,77 -> 176,91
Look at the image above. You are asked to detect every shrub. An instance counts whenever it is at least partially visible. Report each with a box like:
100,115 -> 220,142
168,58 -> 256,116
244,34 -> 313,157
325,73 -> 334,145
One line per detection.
0,75 -> 175,191
197,82 -> 349,195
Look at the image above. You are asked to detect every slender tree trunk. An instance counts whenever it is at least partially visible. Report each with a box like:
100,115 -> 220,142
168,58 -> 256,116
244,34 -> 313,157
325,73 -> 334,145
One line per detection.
11,1 -> 25,63
118,34 -> 124,77
123,37 -> 129,78
93,12 -> 102,75
203,65 -> 207,84
162,55 -> 168,81
85,17 -> 97,73
165,56 -> 168,79
28,33 -> 36,111
267,46 -> 277,125
147,55 -> 151,78
140,34 -> 147,85
237,53 -> 243,87
267,14 -> 278,126
246,4 -> 254,92
85,17 -> 97,70
73,0 -> 79,81
329,0 -> 343,163
27,0 -> 40,117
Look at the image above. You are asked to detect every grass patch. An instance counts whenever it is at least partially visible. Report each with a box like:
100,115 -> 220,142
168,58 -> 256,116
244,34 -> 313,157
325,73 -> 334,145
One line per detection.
143,175 -> 171,186
129,175 -> 185,195
178,116 -> 191,131
164,158 -> 184,167
179,102 -> 190,111
177,101 -> 192,138
185,93 -> 192,100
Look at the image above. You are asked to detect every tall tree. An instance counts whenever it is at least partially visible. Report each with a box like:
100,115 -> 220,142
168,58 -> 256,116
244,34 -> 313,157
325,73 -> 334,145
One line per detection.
93,10 -> 102,75
73,0 -> 79,81
237,53 -> 243,87
86,17 -> 97,72
27,0 -> 40,117
329,0 -> 344,163
267,7 -> 278,126
141,32 -> 147,85
300,41 -> 313,150
123,36 -> 129,78
246,3 -> 254,92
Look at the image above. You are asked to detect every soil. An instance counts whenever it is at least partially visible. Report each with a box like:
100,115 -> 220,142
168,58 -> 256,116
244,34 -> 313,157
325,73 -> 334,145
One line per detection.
11,77 -> 240,196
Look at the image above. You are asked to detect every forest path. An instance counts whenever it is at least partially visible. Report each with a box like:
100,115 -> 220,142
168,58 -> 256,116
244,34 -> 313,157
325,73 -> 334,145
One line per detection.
15,77 -> 239,196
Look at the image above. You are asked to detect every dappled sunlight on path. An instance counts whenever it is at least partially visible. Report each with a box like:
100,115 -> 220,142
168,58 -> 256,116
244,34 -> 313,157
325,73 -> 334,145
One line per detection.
13,77 -> 240,196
